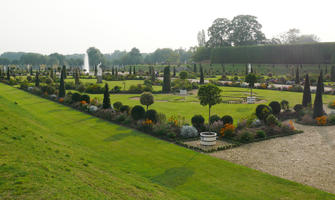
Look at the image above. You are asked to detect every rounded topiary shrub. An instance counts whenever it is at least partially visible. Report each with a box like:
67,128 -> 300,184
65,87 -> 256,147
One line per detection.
180,125 -> 198,138
269,101 -> 281,115
120,105 -> 130,113
81,94 -> 90,104
221,115 -> 233,125
145,109 -> 158,123
281,100 -> 289,110
131,105 -> 145,120
72,93 -> 82,102
209,114 -> 220,124
113,101 -> 123,111
191,115 -> 205,131
256,104 -> 272,121
293,104 -> 304,112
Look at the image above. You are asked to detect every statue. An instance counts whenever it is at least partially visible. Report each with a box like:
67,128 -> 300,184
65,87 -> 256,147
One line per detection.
96,62 -> 103,83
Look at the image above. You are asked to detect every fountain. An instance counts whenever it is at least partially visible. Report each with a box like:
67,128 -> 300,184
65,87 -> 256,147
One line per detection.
83,52 -> 90,74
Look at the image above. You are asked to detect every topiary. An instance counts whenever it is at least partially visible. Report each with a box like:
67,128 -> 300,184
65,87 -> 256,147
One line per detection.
113,101 -> 123,111
294,104 -> 304,112
72,93 -> 82,102
265,114 -> 279,126
131,105 -> 145,120
209,114 -> 220,124
81,94 -> 90,104
256,104 -> 272,121
120,105 -> 130,113
145,109 -> 158,123
269,101 -> 281,115
221,115 -> 233,125
191,115 -> 205,131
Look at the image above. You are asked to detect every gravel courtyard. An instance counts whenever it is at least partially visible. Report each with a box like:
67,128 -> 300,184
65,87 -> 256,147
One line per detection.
211,122 -> 335,193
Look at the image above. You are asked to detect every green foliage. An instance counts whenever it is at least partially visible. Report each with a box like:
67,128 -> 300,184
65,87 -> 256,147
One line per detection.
72,93 -> 82,102
140,92 -> 154,110
293,104 -> 304,112
255,130 -> 266,139
209,115 -> 221,124
255,104 -> 272,121
221,115 -> 233,125
245,73 -> 257,88
131,105 -> 145,120
265,114 -> 279,126
145,109 -> 158,123
180,125 -> 198,138
120,105 -> 130,113
198,84 -> 222,123
179,71 -> 188,79
58,66 -> 66,98
281,100 -> 289,111
313,74 -> 324,118
113,101 -> 123,111
240,132 -> 253,143
199,64 -> 204,84
162,66 -> 171,93
302,74 -> 312,107
269,101 -> 281,115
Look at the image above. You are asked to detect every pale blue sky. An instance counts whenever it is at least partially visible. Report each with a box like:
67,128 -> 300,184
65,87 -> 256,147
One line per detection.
1,0 -> 334,54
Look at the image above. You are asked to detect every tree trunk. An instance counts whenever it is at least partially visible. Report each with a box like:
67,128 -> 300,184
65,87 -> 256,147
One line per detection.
147,105 -> 148,111
208,105 -> 211,129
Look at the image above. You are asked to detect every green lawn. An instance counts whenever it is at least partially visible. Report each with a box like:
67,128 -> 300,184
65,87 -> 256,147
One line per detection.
71,85 -> 335,123
0,83 -> 334,199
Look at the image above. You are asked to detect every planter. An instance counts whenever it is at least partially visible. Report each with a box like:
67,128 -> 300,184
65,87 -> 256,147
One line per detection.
200,132 -> 217,146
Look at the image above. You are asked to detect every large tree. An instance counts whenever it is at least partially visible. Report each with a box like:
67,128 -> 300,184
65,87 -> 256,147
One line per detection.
207,18 -> 231,47
302,74 -> 311,107
198,84 -> 222,124
229,15 -> 265,46
245,73 -> 257,97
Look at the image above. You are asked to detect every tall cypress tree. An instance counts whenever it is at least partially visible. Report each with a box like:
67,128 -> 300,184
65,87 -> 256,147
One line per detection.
193,63 -> 197,73
221,64 -> 225,75
162,66 -> 171,93
6,66 -> 10,80
94,65 -> 97,76
320,70 -> 324,93
245,64 -> 248,75
173,66 -> 176,77
63,65 -> 67,79
313,74 -> 324,118
200,64 -> 204,84
103,83 -> 111,109
112,66 -> 115,75
75,68 -> 80,86
58,65 -> 66,98
133,66 -> 136,75
30,66 -> 33,76
302,74 -> 311,107
129,66 -> 132,75
35,72 -> 40,87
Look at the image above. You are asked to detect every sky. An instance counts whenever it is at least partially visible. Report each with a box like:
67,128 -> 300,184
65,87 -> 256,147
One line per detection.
1,0 -> 335,55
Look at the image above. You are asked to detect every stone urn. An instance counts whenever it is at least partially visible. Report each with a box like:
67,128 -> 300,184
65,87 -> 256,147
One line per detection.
200,132 -> 217,146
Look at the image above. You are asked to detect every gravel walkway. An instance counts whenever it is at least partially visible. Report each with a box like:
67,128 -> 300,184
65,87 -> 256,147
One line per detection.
211,122 -> 335,193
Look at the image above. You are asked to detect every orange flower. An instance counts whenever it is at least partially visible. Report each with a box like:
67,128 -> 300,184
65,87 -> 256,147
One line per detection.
316,116 -> 327,125
142,119 -> 153,125
288,120 -> 295,130
80,100 -> 87,105
219,123 -> 235,137
59,98 -> 64,103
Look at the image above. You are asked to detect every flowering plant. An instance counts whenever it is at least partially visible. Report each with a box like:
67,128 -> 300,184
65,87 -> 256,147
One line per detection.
316,116 -> 327,125
219,123 -> 235,137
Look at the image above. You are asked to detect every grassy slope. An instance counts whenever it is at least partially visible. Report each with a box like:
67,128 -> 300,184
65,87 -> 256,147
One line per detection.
0,83 -> 334,199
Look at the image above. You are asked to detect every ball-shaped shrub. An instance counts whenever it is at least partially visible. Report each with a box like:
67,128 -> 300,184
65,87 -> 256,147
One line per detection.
180,125 -> 198,138
256,104 -> 272,121
281,100 -> 289,110
140,92 -> 154,110
255,130 -> 266,139
113,101 -> 123,111
120,105 -> 130,113
179,71 -> 188,79
145,109 -> 158,123
191,115 -> 205,131
209,114 -> 221,124
72,93 -> 82,102
293,104 -> 304,112
221,115 -> 233,125
240,132 -> 253,143
131,105 -> 145,120
269,101 -> 281,115
81,94 -> 90,104
265,114 -> 279,126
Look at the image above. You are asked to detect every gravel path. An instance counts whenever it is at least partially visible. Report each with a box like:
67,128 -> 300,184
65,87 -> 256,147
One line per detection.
210,122 -> 335,193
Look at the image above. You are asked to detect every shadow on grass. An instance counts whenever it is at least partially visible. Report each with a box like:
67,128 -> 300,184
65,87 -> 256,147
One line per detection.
103,130 -> 135,142
151,167 -> 194,188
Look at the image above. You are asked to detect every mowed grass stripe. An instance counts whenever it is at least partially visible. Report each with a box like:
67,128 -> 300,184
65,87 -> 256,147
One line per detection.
0,83 -> 333,199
